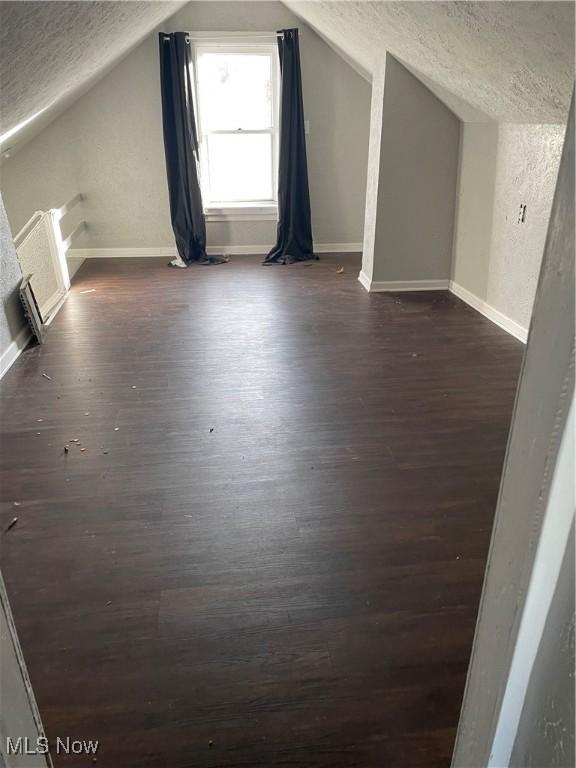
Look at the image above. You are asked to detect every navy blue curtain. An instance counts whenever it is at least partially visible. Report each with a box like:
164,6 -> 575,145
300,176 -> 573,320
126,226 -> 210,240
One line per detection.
159,32 -> 225,266
264,29 -> 316,265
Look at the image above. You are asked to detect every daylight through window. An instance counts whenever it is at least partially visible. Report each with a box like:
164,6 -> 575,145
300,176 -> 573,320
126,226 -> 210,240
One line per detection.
193,40 -> 279,209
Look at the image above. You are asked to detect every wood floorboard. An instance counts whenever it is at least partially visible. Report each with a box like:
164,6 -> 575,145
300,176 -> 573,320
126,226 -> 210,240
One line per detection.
0,254 -> 523,767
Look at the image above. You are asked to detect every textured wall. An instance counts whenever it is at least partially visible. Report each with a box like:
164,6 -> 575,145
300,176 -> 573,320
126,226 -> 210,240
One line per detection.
452,122 -> 565,329
490,397 -> 574,766
0,572 -> 49,767
0,193 -> 25,363
364,54 -> 460,283
511,522 -> 575,768
286,1 -> 574,123
0,115 -> 81,238
1,1 -> 371,251
0,1 -> 186,150
452,96 -> 574,768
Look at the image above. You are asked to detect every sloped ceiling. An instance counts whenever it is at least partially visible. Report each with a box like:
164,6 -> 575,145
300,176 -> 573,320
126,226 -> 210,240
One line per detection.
0,0 -> 573,156
284,1 -> 575,122
0,0 -> 186,151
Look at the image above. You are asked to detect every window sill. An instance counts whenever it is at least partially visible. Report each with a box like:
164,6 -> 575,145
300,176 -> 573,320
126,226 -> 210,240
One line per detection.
204,204 -> 278,223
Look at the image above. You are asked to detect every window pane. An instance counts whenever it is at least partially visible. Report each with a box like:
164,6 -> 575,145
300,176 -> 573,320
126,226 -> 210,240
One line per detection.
197,52 -> 272,131
207,133 -> 273,202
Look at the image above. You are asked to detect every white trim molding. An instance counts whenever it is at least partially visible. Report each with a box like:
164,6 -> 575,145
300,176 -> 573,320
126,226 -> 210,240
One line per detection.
209,245 -> 264,256
357,270 -> 372,291
357,273 -> 450,292
356,273 -> 528,342
449,281 -> 528,343
69,247 -> 176,259
68,243 -> 363,260
204,203 -> 278,222
315,243 -> 362,254
205,212 -> 278,223
0,325 -> 31,380
67,256 -> 85,279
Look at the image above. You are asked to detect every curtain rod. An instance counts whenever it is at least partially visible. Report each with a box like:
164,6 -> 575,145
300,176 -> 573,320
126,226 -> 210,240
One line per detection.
185,31 -> 285,37
162,31 -> 285,41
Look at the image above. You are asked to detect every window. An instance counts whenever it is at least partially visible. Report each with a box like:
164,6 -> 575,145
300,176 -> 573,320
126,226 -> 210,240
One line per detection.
191,36 -> 279,217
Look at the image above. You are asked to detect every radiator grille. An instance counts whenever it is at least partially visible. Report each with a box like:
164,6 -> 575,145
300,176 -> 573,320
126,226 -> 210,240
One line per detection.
16,213 -> 65,322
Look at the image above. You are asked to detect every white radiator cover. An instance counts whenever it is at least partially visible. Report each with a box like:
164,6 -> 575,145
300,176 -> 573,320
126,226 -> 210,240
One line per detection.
15,211 -> 69,322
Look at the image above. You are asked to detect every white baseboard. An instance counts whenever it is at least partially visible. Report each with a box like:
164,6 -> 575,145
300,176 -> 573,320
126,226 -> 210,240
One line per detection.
68,243 -> 362,260
314,243 -> 362,254
69,247 -> 176,259
356,274 -> 528,342
67,256 -> 85,279
449,281 -> 528,343
210,245 -> 263,256
0,325 -> 31,379
357,270 -> 372,291
357,273 -> 450,292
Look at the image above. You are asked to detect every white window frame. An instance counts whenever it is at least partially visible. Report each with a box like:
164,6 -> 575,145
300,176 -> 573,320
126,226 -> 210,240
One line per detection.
189,33 -> 280,221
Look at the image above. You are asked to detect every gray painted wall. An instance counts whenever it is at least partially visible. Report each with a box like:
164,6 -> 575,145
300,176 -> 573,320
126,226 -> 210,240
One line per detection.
360,57 -> 386,284
452,96 -> 574,768
452,121 -> 566,331
362,53 -> 460,284
1,1 -> 370,251
0,193 -> 25,366
510,523 -> 575,768
490,397 -> 574,765
0,573 -> 49,767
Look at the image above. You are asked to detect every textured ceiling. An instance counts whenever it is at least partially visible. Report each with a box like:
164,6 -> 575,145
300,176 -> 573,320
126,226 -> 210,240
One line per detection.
284,1 -> 575,122
0,0 -> 572,156
0,1 -> 186,150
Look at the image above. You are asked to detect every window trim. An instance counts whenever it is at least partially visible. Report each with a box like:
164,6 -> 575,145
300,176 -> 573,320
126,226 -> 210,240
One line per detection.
188,33 -> 280,218
204,202 -> 278,223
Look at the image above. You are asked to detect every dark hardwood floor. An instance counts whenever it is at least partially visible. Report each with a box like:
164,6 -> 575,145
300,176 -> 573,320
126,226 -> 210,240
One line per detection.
0,254 -> 523,767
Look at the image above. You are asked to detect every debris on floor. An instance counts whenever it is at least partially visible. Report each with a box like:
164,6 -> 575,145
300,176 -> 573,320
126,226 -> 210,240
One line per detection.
13,501 -> 21,507
336,266 -> 345,274
209,427 -> 214,433
41,373 -> 52,380
5,517 -> 18,532
64,445 -> 69,453
114,427 -> 119,431
208,740 -> 214,749
80,448 -> 86,452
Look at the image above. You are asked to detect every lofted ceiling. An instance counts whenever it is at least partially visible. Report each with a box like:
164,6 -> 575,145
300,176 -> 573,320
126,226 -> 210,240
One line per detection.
284,1 -> 575,122
0,0 -> 186,151
0,0 -> 573,158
